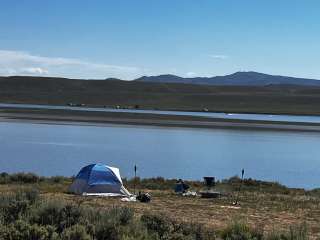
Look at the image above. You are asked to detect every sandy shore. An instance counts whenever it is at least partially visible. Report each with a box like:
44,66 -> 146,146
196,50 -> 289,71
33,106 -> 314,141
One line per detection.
1,107 -> 320,131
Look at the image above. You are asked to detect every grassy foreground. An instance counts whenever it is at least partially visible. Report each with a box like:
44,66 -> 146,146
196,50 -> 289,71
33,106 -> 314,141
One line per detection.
0,173 -> 319,239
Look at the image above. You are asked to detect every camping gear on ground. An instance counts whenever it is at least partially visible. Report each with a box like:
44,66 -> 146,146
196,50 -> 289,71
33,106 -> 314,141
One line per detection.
69,163 -> 131,197
200,191 -> 220,198
182,191 -> 197,197
204,177 -> 215,189
121,195 -> 137,202
137,192 -> 151,203
174,179 -> 190,193
199,176 -> 221,198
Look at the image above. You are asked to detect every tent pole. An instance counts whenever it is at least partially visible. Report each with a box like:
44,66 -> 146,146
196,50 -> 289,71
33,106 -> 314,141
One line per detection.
134,165 -> 137,195
234,168 -> 245,205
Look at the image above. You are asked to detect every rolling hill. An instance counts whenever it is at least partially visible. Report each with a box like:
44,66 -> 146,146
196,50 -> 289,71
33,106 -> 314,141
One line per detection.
135,71 -> 320,86
1,74 -> 320,115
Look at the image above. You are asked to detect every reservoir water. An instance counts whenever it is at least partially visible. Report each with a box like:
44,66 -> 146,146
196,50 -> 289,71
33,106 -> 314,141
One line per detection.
0,120 -> 319,189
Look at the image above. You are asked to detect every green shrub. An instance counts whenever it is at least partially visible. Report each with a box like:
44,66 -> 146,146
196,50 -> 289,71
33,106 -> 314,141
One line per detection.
9,172 -> 40,183
59,204 -> 83,230
33,200 -> 64,227
61,224 -> 91,240
49,176 -> 69,184
111,207 -> 134,226
0,224 -> 13,239
124,177 -> 178,190
220,221 -> 263,240
0,172 -> 10,184
95,223 -> 120,240
265,223 -> 308,240
84,206 -> 134,227
29,224 -> 50,240
32,200 -> 84,233
118,221 -> 156,240
0,172 -> 72,185
0,196 -> 30,223
189,224 -> 215,240
83,207 -> 134,240
264,231 -> 286,240
140,213 -> 216,240
171,221 -> 215,240
25,188 -> 40,204
221,176 -> 289,194
7,220 -> 31,240
141,213 -> 172,239
45,225 -> 61,240
0,220 -> 49,240
0,188 -> 40,224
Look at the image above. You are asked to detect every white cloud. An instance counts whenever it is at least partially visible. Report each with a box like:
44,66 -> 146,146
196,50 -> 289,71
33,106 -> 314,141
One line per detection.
0,50 -> 143,79
209,54 -> 228,60
185,72 -> 197,77
21,67 -> 49,75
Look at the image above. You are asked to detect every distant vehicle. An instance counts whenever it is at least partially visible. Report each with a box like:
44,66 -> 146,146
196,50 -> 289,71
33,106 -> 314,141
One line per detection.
67,103 -> 85,107
202,108 -> 209,112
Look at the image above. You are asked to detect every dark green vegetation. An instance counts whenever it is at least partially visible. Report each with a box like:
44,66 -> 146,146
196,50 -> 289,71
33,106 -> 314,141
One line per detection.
0,173 -> 318,239
1,75 -> 320,115
0,172 -> 304,195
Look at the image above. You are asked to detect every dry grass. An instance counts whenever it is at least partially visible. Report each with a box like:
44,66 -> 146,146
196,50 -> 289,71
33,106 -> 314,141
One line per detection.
1,181 -> 320,238
42,189 -> 320,238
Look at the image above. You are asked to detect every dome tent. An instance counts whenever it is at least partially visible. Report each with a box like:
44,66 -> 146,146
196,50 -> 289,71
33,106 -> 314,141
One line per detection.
69,164 -> 131,197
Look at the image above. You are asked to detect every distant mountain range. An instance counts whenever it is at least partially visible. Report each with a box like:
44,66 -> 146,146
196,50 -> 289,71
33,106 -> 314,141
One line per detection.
134,71 -> 320,86
2,74 -> 320,115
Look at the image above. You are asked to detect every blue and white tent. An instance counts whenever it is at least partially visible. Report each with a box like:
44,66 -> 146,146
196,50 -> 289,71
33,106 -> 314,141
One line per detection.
69,164 -> 131,197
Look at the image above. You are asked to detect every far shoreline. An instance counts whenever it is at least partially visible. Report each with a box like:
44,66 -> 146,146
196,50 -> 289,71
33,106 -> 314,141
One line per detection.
2,107 -> 320,132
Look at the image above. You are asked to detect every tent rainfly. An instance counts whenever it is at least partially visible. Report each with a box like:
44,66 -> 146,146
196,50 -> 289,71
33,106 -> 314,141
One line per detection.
69,164 -> 131,197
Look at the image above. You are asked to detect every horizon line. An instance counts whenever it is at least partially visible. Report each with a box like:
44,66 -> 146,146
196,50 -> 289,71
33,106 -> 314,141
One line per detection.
1,70 -> 320,81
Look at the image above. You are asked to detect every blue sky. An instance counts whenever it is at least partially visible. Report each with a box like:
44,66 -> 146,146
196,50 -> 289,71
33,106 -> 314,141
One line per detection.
0,0 -> 319,79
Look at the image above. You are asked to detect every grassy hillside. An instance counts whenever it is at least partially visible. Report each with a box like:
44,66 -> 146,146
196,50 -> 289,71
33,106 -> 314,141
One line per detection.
1,76 -> 320,115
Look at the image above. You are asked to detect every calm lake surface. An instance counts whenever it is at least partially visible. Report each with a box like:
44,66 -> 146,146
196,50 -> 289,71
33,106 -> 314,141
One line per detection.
1,121 -> 320,189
